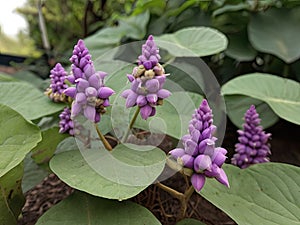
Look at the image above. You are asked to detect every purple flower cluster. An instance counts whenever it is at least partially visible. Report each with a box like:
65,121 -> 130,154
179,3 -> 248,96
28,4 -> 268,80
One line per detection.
121,35 -> 171,120
64,39 -> 114,123
231,105 -> 271,168
59,107 -> 74,135
169,100 -> 229,192
45,63 -> 69,102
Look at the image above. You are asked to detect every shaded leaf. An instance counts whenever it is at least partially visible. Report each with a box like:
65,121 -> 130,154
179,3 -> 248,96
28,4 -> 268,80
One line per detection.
36,191 -> 161,225
0,82 -> 65,120
177,218 -> 206,225
0,104 -> 41,178
248,8 -> 300,63
0,164 -> 25,225
221,73 -> 300,125
155,27 -> 228,57
225,95 -> 279,128
199,163 -> 300,225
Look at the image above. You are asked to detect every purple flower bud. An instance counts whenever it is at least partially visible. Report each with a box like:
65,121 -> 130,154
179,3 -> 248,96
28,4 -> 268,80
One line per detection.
169,148 -> 185,160
178,154 -> 194,168
98,87 -> 115,99
215,168 -> 229,188
184,139 -> 198,156
140,105 -> 154,120
64,87 -> 76,99
194,155 -> 212,172
231,105 -> 271,168
59,107 -> 74,135
191,174 -> 206,192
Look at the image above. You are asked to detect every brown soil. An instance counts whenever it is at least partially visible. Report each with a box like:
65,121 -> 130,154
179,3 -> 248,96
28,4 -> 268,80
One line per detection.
17,119 -> 300,225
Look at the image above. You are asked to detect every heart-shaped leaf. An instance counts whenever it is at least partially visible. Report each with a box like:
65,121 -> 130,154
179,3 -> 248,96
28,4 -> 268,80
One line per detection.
0,82 -> 65,120
0,104 -> 41,178
155,27 -> 228,57
221,73 -> 300,125
248,8 -> 300,63
36,191 -> 161,225
50,143 -> 166,200
199,163 -> 300,225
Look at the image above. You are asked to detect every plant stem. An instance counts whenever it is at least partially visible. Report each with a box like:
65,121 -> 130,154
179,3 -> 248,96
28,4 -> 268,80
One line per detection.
94,123 -> 112,151
121,107 -> 140,142
155,182 -> 184,200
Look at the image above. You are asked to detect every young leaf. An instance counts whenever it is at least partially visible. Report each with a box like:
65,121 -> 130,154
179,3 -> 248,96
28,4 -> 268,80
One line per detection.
0,104 -> 41,178
221,73 -> 300,125
199,163 -> 300,225
36,191 -> 161,225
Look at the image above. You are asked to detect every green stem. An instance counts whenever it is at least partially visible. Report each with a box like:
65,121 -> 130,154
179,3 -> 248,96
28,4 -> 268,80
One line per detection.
283,64 -> 289,78
94,123 -> 112,151
121,107 -> 140,142
155,182 -> 184,200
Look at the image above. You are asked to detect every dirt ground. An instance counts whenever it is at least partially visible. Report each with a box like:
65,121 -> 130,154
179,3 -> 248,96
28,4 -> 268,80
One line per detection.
17,118 -> 300,225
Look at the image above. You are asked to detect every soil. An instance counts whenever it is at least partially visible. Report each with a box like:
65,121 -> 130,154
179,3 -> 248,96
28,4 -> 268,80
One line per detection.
17,118 -> 300,225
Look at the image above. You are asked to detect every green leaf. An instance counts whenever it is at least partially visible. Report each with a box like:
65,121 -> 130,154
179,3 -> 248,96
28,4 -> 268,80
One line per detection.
50,144 -> 166,200
225,31 -> 257,61
0,104 -> 42,178
0,164 -> 25,225
0,82 -> 65,120
36,191 -> 161,225
31,127 -> 68,167
225,95 -> 279,129
0,73 -> 17,82
221,73 -> 300,125
176,218 -> 206,225
55,137 -> 78,154
22,153 -> 49,193
212,3 -> 250,17
155,27 -> 228,57
13,71 -> 44,88
248,8 -> 300,63
199,163 -> 300,225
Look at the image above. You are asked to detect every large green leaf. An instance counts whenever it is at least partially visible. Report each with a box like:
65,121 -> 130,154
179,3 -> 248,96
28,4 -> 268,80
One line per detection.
36,191 -> 161,225
0,73 -> 17,82
31,127 -> 68,167
50,144 -> 165,200
199,163 -> 300,225
0,164 -> 25,225
0,82 -> 65,120
225,95 -> 279,129
0,104 -> 41,178
248,7 -> 300,63
221,73 -> 300,125
155,27 -> 228,57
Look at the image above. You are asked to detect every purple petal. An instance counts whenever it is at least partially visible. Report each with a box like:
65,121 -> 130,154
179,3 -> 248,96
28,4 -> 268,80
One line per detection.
83,63 -> 95,78
215,168 -> 230,188
64,87 -> 76,98
98,87 -> 114,99
88,74 -> 101,89
169,148 -> 185,159
140,105 -> 153,120
84,106 -> 96,122
157,89 -> 171,99
143,61 -> 152,70
136,95 -> 147,107
126,92 -> 138,108
194,155 -> 212,172
127,74 -> 135,82
146,94 -> 158,104
203,139 -> 215,157
179,154 -> 194,168
145,79 -> 159,93
76,93 -> 87,104
184,139 -> 198,156
71,102 -> 82,117
85,87 -> 98,97
76,78 -> 89,92
121,89 -> 132,99
191,174 -> 206,192
66,75 -> 76,84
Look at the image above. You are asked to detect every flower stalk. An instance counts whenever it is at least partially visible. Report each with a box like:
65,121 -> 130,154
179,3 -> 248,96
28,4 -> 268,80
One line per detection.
94,123 -> 112,151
